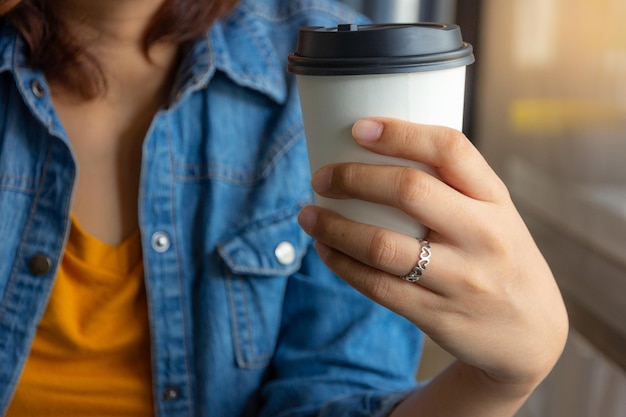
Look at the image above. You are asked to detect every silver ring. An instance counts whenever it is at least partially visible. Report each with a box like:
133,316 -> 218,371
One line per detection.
402,239 -> 431,283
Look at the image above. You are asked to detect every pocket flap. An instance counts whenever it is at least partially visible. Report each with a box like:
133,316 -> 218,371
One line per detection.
218,211 -> 310,277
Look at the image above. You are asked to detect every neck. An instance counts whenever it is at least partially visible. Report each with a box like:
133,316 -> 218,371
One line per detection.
53,0 -> 166,50
51,0 -> 179,103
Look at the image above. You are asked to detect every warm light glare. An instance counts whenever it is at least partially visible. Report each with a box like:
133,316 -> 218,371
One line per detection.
513,0 -> 558,68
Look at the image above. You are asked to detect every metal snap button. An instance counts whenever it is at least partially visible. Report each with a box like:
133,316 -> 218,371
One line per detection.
162,386 -> 180,401
275,241 -> 296,266
151,231 -> 171,253
28,254 -> 52,276
30,80 -> 45,99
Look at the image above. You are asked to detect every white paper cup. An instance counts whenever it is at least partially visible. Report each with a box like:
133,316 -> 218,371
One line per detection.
288,24 -> 474,237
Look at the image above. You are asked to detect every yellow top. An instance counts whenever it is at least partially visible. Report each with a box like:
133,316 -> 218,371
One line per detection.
7,218 -> 154,416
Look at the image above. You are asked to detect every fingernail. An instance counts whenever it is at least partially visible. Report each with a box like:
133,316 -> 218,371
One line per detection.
311,167 -> 332,194
298,207 -> 318,233
353,119 -> 383,143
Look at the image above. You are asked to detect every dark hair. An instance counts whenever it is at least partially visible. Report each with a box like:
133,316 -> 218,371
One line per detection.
0,0 -> 240,98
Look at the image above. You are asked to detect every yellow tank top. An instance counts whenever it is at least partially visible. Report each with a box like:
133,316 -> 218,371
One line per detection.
6,218 -> 154,416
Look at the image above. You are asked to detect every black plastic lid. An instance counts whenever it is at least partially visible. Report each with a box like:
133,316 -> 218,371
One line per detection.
288,23 -> 474,76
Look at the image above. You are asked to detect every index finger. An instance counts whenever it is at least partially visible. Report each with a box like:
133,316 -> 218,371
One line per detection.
352,118 -> 509,203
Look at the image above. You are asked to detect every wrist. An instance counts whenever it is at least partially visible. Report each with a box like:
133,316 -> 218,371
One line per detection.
466,362 -> 543,401
388,361 -> 537,417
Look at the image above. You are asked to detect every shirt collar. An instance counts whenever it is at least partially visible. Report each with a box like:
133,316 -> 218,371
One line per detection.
0,22 -> 66,138
174,2 -> 288,105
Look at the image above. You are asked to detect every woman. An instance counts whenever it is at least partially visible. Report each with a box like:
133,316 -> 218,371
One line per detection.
0,0 -> 568,416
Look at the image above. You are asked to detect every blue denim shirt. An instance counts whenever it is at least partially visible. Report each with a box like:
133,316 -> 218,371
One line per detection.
0,0 -> 423,415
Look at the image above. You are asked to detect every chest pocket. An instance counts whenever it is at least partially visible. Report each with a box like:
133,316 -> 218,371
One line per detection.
218,210 -> 310,369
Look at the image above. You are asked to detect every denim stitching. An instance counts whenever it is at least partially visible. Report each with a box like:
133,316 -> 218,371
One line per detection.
226,271 -> 273,369
173,119 -> 304,184
165,113 -> 196,414
0,183 -> 37,193
225,270 -> 246,367
0,141 -> 53,414
238,276 -> 274,365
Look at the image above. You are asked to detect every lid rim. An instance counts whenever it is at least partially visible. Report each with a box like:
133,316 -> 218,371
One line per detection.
288,58 -> 474,76
288,45 -> 475,76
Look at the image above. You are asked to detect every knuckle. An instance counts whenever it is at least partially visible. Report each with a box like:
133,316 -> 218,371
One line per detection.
488,234 -> 511,258
478,220 -> 513,258
314,210 -> 346,240
458,235 -> 515,294
395,168 -> 431,207
366,229 -> 402,269
365,275 -> 395,300
458,265 -> 491,296
328,164 -> 348,190
398,121 -> 418,147
439,128 -> 473,164
330,164 -> 361,194
492,177 -> 513,203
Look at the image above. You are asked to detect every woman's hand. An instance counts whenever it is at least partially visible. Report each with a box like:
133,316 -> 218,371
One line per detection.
297,118 -> 568,391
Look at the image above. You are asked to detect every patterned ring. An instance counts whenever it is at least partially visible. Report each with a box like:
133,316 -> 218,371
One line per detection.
401,239 -> 431,283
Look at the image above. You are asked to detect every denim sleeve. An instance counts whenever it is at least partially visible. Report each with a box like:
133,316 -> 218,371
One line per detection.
259,244 -> 424,417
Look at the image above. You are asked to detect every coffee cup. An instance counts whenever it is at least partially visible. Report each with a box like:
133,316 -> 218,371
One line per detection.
288,23 -> 474,237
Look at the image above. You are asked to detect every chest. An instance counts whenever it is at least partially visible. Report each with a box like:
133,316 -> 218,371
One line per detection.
51,98 -> 154,244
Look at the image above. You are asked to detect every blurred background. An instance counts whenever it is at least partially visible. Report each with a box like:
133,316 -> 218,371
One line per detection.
339,1 -> 626,416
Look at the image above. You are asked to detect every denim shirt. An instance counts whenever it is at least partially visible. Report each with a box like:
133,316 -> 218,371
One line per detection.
0,0 -> 423,415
